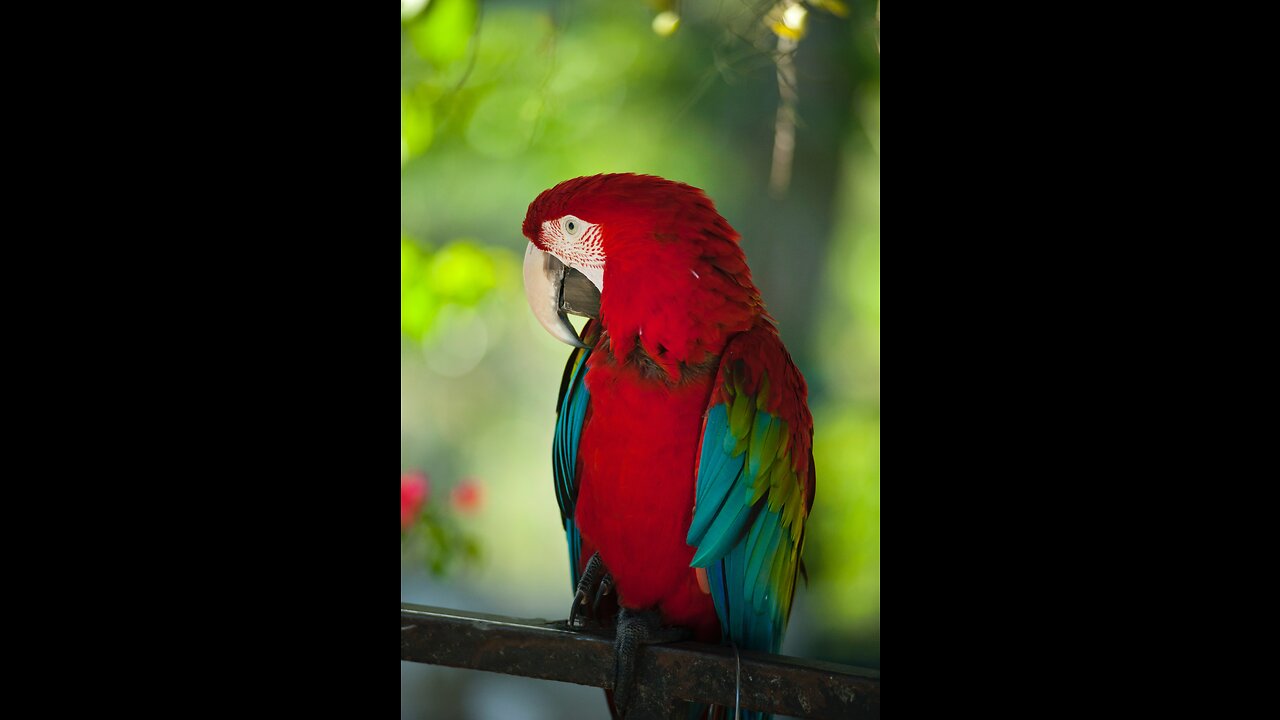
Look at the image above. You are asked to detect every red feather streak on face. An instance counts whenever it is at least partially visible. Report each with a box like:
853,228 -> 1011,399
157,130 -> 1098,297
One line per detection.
523,174 -> 813,642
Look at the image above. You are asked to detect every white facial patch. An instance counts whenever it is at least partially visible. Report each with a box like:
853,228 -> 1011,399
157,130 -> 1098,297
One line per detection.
541,216 -> 605,293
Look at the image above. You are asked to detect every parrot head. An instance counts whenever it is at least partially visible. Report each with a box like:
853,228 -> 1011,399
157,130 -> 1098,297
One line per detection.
522,174 -> 761,378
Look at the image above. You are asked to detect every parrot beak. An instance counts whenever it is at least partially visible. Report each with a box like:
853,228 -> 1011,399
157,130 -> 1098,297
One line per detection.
523,243 -> 600,348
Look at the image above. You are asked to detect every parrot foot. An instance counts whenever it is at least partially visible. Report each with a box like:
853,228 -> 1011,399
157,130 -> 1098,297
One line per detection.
569,552 -> 614,628
612,608 -> 691,717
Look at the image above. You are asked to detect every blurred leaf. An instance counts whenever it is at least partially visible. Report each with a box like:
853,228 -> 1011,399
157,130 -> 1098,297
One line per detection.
401,233 -> 423,287
402,283 -> 438,341
401,0 -> 430,22
401,89 -> 435,158
407,0 -> 478,67
403,238 -> 500,341
401,236 -> 438,340
429,241 -> 497,306
767,1 -> 808,40
810,0 -> 851,18
421,305 -> 490,378
463,537 -> 481,560
652,11 -> 680,37
809,408 -> 880,623
466,89 -> 540,159
471,8 -> 554,77
403,485 -> 486,577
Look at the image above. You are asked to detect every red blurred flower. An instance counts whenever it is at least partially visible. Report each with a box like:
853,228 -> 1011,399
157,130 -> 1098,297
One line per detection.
401,471 -> 429,531
451,478 -> 485,514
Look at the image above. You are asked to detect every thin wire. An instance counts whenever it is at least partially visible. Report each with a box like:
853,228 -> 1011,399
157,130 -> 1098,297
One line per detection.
731,640 -> 741,720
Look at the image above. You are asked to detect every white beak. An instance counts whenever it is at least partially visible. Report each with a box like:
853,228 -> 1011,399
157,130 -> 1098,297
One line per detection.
523,243 -> 587,349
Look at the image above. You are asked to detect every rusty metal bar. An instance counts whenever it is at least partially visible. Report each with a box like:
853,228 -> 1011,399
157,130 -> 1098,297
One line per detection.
401,603 -> 880,720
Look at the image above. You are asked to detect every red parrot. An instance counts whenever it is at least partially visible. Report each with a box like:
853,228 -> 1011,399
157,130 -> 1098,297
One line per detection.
522,174 -> 814,718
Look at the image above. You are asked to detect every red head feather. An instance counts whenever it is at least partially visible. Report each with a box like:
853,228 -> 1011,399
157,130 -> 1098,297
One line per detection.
523,174 -> 765,380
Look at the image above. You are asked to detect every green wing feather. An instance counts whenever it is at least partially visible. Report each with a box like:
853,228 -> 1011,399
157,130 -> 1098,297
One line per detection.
686,328 -> 813,663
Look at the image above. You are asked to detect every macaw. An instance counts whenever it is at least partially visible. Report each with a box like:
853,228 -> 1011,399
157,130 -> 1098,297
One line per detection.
522,173 -> 814,719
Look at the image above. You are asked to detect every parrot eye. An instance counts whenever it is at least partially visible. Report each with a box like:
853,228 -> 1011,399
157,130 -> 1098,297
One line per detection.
537,214 -> 604,294
562,216 -> 583,237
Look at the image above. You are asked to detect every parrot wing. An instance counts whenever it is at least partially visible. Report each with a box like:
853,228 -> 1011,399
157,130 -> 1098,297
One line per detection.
686,323 -> 814,655
553,319 -> 598,590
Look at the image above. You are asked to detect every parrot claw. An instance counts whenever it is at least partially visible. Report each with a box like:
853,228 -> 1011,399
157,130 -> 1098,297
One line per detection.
569,552 -> 613,628
612,608 -> 691,717
593,574 -> 614,613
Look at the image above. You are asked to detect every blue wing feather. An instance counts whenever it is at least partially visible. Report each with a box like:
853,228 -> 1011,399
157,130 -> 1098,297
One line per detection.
552,322 -> 594,589
748,509 -> 784,612
689,489 -> 757,567
695,405 -> 733,506
688,415 -> 745,545
688,329 -> 812,720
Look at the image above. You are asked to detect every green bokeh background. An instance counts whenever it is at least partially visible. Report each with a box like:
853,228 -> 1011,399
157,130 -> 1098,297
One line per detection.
401,1 -> 878,716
